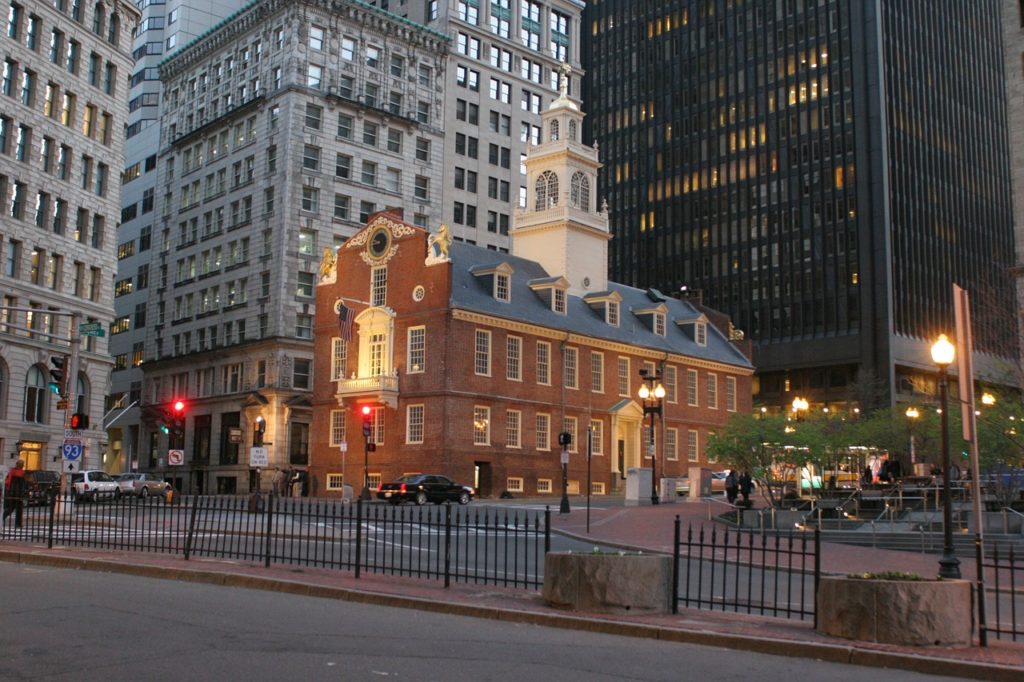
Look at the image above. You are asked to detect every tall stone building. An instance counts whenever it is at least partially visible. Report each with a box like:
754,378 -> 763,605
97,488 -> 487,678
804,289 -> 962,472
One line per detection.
1007,0 -> 1024,380
108,0 -> 247,474
582,1 -> 1017,412
137,0 -> 448,493
372,0 -> 586,252
0,0 -> 138,471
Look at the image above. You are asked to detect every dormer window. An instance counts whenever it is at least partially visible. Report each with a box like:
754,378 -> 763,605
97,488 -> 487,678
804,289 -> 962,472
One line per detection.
607,301 -> 619,326
553,288 -> 566,314
696,321 -> 707,346
495,272 -> 510,302
654,312 -> 666,337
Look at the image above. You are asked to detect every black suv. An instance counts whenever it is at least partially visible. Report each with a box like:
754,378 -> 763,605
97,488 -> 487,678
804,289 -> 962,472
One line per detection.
24,470 -> 61,506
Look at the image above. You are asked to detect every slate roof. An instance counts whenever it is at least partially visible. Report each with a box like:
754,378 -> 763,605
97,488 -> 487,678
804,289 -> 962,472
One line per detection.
446,241 -> 753,370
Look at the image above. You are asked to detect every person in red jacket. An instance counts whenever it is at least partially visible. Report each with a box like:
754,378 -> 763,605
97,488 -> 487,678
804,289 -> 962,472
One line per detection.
3,458 -> 26,528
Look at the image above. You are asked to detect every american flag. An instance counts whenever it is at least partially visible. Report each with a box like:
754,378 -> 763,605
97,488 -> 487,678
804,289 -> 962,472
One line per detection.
337,302 -> 354,342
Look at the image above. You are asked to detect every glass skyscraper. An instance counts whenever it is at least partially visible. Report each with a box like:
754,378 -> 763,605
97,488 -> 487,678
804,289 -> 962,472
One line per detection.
583,0 -> 1016,410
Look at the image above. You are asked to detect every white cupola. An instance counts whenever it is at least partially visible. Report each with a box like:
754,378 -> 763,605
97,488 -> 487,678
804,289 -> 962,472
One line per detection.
511,63 -> 609,297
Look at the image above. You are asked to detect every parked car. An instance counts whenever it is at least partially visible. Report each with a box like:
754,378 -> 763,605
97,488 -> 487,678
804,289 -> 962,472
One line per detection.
377,474 -> 472,505
70,470 -> 120,502
675,471 -> 753,496
24,470 -> 61,506
113,473 -> 171,498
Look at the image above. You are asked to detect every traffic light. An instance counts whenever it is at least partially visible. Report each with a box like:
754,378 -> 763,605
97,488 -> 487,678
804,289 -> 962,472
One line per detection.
69,412 -> 89,429
361,405 -> 372,439
48,355 -> 68,396
558,431 -> 572,447
171,399 -> 186,439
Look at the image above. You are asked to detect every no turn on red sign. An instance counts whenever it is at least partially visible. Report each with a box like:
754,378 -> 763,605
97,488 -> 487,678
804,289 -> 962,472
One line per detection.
168,449 -> 184,466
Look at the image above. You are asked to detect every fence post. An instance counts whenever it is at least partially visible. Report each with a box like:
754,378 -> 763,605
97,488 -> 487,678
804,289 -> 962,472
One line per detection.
444,503 -> 452,589
544,506 -> 551,555
263,492 -> 274,568
672,515 -> 680,614
813,526 -> 821,629
975,533 -> 988,646
354,497 -> 363,579
46,494 -> 55,549
184,495 -> 199,560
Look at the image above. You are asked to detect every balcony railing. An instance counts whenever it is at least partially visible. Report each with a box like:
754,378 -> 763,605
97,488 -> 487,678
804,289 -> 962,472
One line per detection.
335,373 -> 399,406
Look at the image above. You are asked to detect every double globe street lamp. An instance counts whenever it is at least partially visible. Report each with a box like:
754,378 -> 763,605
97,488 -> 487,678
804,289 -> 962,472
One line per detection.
638,369 -> 666,505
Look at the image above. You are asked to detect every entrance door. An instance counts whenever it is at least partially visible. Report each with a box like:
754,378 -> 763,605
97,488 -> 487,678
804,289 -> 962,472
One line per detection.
474,461 -> 492,498
617,440 -> 625,480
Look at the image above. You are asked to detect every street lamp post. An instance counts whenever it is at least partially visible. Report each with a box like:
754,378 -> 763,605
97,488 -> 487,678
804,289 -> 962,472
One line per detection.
931,334 -> 961,579
638,369 -> 666,505
905,406 -> 919,472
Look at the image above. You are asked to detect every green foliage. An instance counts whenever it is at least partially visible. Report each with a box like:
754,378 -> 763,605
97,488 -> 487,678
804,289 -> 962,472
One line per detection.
848,571 -> 924,581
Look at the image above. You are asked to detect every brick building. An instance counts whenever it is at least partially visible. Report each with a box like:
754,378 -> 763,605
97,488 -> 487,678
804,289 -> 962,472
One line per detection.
309,88 -> 753,498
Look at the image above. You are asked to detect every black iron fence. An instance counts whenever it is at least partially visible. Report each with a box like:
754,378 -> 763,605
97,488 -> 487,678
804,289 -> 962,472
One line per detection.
672,518 -> 820,623
0,494 -> 550,590
978,540 -> 1022,644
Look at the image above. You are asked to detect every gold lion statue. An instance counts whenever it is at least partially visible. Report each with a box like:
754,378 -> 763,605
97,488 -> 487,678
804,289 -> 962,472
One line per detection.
428,224 -> 452,260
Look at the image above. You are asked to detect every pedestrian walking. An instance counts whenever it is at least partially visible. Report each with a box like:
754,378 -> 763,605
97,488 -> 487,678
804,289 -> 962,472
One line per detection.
725,470 -> 738,505
3,459 -> 26,528
738,471 -> 753,505
272,467 -> 286,497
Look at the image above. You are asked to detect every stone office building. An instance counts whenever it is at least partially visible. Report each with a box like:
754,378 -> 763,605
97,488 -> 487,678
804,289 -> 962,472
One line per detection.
136,0 -> 448,493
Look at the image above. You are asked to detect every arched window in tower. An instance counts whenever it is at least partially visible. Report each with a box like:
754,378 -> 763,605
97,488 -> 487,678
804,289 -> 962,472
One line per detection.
550,119 -> 560,141
568,120 -> 577,141
535,171 -> 559,210
107,13 -> 120,46
570,171 -> 590,210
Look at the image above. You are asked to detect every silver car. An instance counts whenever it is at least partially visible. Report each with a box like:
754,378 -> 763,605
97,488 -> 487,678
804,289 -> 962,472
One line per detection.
114,473 -> 171,499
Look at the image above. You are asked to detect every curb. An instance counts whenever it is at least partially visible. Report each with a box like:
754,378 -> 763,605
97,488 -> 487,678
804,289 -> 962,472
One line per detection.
0,549 -> 1019,681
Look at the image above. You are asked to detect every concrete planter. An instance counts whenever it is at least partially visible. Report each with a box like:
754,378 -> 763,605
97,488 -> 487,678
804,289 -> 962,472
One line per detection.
543,552 -> 672,614
817,576 -> 973,646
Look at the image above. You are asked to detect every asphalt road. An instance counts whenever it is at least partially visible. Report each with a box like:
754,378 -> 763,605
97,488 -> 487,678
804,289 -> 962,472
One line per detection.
0,562 -> 969,682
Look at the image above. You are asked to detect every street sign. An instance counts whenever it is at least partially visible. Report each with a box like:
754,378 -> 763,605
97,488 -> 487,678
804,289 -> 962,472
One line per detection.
79,321 -> 106,337
339,442 -> 348,453
62,439 -> 83,461
168,449 -> 184,466
56,399 -> 69,410
228,427 -> 242,444
64,428 -> 83,439
250,447 -> 268,467
560,449 -> 569,465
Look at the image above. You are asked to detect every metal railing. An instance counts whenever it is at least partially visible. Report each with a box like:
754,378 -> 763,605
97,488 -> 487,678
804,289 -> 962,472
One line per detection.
978,539 -> 1023,644
672,518 -> 820,623
0,494 -> 550,590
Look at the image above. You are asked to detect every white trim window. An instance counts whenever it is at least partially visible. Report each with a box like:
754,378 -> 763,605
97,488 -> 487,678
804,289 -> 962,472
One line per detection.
329,409 -> 346,446
562,416 -> 578,453
687,368 -> 699,406
654,312 -> 666,336
563,346 -> 578,389
407,326 -> 425,373
707,373 -> 718,409
687,429 -> 699,462
536,478 -> 552,493
495,272 -> 510,302
535,412 -> 550,451
590,351 -> 604,393
607,301 -> 619,326
589,419 -> 603,455
370,265 -> 387,306
506,409 -> 521,448
473,405 -> 490,445
507,335 -> 522,381
666,427 -> 678,461
536,340 -> 550,385
617,357 -> 630,396
369,407 -> 385,445
553,287 -> 566,314
326,473 -> 345,490
665,365 -> 677,403
506,477 -> 524,493
696,321 -> 707,346
406,404 -> 424,444
331,337 -> 347,381
474,329 -> 491,375
726,376 -> 737,412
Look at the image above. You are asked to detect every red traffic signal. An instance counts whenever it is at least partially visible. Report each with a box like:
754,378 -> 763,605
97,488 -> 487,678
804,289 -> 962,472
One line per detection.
361,405 -> 373,438
173,399 -> 186,414
69,412 -> 90,429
